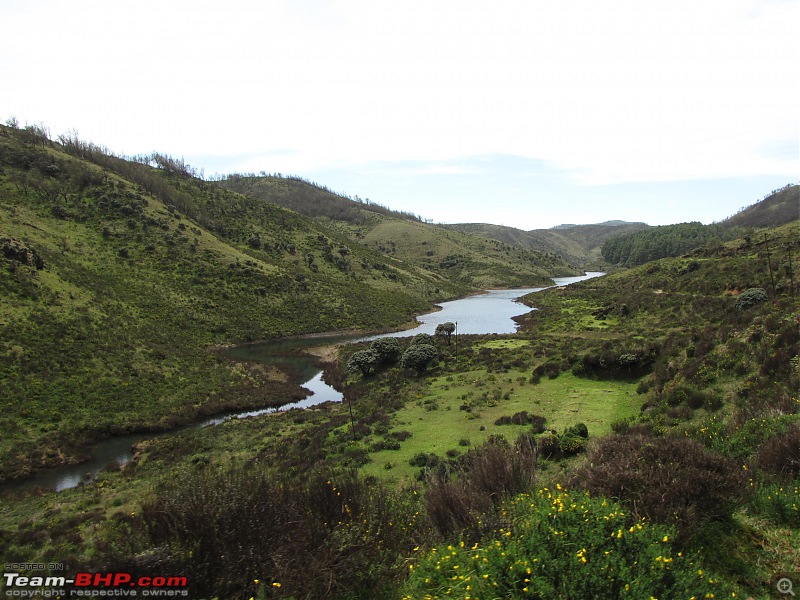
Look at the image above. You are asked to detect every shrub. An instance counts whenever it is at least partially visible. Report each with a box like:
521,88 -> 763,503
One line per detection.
399,343 -> 437,373
405,488 -> 732,599
755,423 -> 800,480
370,337 -> 402,366
735,287 -> 768,310
346,349 -> 379,377
569,433 -> 747,543
424,436 -> 537,538
129,468 -> 419,599
410,332 -> 435,346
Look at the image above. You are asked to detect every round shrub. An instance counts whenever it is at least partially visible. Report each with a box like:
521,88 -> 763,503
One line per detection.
735,287 -> 768,310
569,433 -> 747,542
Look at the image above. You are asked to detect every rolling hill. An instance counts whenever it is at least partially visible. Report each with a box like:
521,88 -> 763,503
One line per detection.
444,220 -> 650,269
218,174 -> 582,288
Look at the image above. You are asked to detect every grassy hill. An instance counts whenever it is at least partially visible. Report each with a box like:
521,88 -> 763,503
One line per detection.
600,185 -> 798,267
721,183 -> 798,229
218,174 -> 582,287
444,220 -> 650,269
0,125 -> 572,481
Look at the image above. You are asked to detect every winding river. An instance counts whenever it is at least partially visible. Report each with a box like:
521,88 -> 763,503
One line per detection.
5,273 -> 602,493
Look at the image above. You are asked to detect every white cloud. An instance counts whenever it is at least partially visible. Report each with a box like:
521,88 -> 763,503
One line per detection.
1,0 -> 796,225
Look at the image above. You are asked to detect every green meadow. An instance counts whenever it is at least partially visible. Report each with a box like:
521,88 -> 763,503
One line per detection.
362,370 -> 641,483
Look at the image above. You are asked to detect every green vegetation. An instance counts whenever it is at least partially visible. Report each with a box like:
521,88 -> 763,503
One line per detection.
446,221 -> 650,270
219,174 -> 582,288
0,122 -> 797,599
0,123 -> 576,480
601,221 -> 744,266
600,184 -> 797,267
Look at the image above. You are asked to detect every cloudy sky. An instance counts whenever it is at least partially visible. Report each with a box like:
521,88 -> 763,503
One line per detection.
2,0 -> 797,229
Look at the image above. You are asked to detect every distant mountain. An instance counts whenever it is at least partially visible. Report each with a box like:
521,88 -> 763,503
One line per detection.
551,220 -> 640,230
720,184 -> 798,229
443,221 -> 650,269
217,175 -> 582,288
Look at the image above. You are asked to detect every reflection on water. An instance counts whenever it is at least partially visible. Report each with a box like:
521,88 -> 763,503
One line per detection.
5,272 -> 602,493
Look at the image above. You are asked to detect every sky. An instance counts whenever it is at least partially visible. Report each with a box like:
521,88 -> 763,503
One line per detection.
1,0 -> 797,229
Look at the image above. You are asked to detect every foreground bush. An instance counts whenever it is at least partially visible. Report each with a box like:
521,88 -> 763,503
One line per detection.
404,487 -> 731,599
425,435 -> 538,539
569,433 -> 747,543
114,467 -> 422,599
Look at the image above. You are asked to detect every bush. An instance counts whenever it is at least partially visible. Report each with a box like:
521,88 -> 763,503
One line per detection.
755,423 -> 800,480
735,287 -> 768,310
346,349 -> 379,377
410,332 -> 435,346
405,488 -> 732,599
399,343 -> 437,373
370,336 -> 402,366
129,468 -> 419,599
569,433 -> 747,543
424,436 -> 538,538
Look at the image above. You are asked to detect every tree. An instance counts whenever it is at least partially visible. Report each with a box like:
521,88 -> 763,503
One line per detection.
411,332 -> 435,346
370,337 -> 402,366
735,288 -> 768,310
347,349 -> 379,377
400,344 -> 437,374
435,322 -> 456,345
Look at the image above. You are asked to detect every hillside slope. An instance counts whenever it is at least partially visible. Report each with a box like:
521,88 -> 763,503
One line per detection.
721,183 -> 798,229
444,221 -> 650,268
218,175 -> 582,287
600,186 -> 798,267
0,126 -> 565,480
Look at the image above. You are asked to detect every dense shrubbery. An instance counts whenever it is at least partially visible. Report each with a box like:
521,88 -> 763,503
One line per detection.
112,467 -> 421,599
569,433 -> 747,543
405,487 -> 731,599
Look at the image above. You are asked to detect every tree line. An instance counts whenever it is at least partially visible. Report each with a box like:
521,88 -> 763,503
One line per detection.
601,222 -> 743,267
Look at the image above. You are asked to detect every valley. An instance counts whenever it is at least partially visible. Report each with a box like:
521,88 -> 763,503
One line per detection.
0,123 -> 797,599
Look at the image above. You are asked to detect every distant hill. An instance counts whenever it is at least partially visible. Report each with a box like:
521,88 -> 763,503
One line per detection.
600,186 -> 798,267
443,221 -> 650,269
551,220 -> 638,230
720,184 -> 798,229
217,175 -> 582,288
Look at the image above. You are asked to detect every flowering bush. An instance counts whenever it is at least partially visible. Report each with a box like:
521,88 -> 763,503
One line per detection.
404,487 -> 732,599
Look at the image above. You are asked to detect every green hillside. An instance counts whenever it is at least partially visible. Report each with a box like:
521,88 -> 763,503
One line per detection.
445,220 -> 650,269
600,185 -> 797,267
721,183 -> 798,229
0,125 -> 568,481
219,174 -> 582,287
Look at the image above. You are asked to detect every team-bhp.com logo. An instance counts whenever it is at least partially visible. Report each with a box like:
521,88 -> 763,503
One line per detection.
3,571 -> 188,597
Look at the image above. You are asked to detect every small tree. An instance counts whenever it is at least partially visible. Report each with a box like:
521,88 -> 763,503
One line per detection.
400,344 -> 438,374
735,287 -> 768,310
370,337 -> 402,366
435,322 -> 456,345
411,333 -> 435,346
347,349 -> 379,377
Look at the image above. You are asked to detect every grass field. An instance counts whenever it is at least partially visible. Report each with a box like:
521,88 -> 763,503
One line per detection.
361,371 -> 641,483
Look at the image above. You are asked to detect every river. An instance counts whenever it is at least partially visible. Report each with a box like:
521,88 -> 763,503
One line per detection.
4,272 -> 602,493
